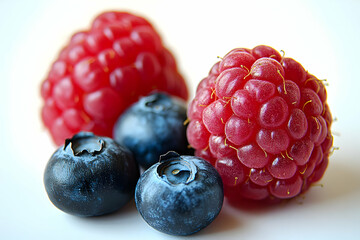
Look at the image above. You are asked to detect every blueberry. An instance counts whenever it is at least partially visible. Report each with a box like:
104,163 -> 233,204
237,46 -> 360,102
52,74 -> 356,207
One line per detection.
135,151 -> 224,236
113,92 -> 193,169
43,132 -> 139,217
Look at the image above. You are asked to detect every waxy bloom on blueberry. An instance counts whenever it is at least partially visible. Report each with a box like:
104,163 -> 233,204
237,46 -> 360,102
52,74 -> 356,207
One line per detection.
135,151 -> 224,236
44,132 -> 139,217
113,92 -> 192,169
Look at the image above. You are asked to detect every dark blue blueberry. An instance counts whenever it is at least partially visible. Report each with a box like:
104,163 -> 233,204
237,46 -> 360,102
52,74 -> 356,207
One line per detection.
135,151 -> 224,236
43,132 -> 139,217
113,92 -> 193,169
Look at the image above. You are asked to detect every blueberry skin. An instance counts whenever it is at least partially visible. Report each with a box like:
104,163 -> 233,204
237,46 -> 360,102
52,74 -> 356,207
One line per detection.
44,132 -> 139,217
113,92 -> 193,169
135,151 -> 224,236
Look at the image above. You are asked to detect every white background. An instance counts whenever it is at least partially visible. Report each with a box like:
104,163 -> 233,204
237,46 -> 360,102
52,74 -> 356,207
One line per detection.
1,0 -> 359,239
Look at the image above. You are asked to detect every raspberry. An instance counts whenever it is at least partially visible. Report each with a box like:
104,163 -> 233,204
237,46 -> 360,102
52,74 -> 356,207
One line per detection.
186,45 -> 333,202
40,11 -> 188,145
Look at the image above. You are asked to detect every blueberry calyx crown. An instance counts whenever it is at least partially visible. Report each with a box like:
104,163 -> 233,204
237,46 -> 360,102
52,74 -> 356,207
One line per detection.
157,151 -> 197,185
142,92 -> 172,113
64,132 -> 104,156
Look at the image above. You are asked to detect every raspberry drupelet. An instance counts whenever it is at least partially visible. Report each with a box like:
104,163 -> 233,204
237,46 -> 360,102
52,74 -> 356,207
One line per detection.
40,11 -> 188,145
186,45 -> 333,202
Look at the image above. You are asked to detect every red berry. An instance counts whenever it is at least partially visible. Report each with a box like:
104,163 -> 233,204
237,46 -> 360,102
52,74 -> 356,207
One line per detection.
187,120 -> 210,150
215,155 -> 248,187
251,45 -> 282,62
187,45 -> 333,202
225,115 -> 255,146
40,11 -> 188,145
237,143 -> 270,169
203,100 -> 233,135
209,134 -> 234,159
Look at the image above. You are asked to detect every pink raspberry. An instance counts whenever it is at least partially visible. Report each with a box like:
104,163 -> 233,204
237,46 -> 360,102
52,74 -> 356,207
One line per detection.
40,11 -> 188,145
187,45 -> 333,202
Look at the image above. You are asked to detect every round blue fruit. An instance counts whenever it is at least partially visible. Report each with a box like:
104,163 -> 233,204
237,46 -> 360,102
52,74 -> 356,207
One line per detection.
113,92 -> 192,169
135,151 -> 224,236
44,132 -> 139,217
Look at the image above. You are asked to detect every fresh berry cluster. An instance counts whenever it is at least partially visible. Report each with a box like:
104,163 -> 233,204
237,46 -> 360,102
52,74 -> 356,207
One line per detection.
44,133 -> 223,235
40,11 -> 188,145
186,45 -> 333,202
41,10 -> 334,236
42,11 -> 223,236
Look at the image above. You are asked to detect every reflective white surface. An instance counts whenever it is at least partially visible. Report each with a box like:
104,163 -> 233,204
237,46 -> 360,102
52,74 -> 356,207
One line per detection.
1,0 -> 359,239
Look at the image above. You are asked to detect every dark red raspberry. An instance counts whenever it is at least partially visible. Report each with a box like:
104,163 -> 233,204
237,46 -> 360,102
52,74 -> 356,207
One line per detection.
187,45 -> 333,202
41,11 -> 189,145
